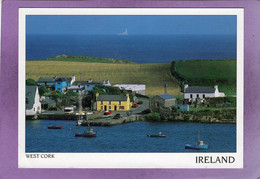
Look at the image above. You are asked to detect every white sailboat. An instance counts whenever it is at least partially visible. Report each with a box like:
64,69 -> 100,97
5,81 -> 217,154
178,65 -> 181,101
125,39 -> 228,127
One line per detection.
118,28 -> 128,36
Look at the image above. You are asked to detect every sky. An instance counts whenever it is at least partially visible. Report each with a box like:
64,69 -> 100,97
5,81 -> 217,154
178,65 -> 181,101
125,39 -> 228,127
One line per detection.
26,15 -> 237,35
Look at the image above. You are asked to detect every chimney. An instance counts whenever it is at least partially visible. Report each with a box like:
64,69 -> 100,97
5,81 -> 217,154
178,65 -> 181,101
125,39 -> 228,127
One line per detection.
164,83 -> 167,94
71,75 -> 76,83
184,84 -> 189,92
214,85 -> 218,91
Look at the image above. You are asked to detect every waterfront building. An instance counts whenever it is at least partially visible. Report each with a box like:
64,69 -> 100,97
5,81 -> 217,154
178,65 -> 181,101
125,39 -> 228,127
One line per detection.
96,93 -> 132,111
41,97 -> 56,110
26,86 -> 41,116
151,94 -> 176,111
113,84 -> 146,95
184,84 -> 225,102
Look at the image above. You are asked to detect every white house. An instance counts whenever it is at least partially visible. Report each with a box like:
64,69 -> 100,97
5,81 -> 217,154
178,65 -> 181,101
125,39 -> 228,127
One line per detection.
113,84 -> 146,95
184,84 -> 225,101
68,79 -> 111,93
26,86 -> 41,116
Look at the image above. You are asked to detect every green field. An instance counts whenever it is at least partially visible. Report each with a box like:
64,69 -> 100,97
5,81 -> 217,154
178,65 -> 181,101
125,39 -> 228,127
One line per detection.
171,60 -> 236,95
26,61 -> 180,96
43,54 -> 135,64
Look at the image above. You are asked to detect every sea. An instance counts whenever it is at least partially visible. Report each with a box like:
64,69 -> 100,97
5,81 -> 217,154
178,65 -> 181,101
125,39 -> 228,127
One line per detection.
26,34 -> 236,63
26,120 -> 236,153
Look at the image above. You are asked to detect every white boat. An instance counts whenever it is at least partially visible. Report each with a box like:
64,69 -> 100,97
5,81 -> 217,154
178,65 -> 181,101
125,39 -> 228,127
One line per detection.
76,112 -> 85,126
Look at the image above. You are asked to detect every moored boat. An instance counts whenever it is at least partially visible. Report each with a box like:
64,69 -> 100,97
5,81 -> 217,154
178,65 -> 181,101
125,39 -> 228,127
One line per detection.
185,130 -> 208,150
75,128 -> 97,137
48,126 -> 62,129
147,132 -> 167,138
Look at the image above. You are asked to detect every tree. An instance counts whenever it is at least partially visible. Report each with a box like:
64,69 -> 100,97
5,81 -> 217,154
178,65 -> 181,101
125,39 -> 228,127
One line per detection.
26,79 -> 37,86
38,85 -> 47,96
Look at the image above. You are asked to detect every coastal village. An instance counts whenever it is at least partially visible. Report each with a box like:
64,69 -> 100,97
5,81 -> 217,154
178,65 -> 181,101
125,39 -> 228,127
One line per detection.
26,74 -> 236,126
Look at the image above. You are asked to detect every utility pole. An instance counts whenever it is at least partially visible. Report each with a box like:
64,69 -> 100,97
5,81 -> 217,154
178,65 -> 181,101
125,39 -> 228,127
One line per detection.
164,82 -> 167,94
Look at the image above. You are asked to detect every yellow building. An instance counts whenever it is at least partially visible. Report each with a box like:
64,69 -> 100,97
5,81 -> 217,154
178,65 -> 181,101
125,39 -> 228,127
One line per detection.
96,93 -> 132,111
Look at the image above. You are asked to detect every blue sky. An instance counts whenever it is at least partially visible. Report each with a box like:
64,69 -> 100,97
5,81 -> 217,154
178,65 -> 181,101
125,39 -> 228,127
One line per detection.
26,15 -> 236,35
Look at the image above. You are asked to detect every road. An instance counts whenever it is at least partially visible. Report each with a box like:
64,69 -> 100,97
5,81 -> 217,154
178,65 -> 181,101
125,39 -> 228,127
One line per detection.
41,99 -> 150,118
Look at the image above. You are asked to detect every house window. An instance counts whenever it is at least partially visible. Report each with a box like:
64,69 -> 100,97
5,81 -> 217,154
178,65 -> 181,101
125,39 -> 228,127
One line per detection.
190,94 -> 193,98
109,101 -> 112,105
119,101 -> 122,105
119,106 -> 124,110
203,94 -> 205,98
100,101 -> 103,105
58,82 -> 60,85
26,98 -> 29,104
101,106 -> 103,110
197,94 -> 199,98
109,106 -> 111,110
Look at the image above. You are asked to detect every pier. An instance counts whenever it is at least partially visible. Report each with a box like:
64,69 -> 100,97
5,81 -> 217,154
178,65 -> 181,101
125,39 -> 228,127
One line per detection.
80,115 -> 140,126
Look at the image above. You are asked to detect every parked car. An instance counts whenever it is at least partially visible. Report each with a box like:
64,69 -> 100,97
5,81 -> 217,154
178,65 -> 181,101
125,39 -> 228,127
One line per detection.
113,113 -> 122,119
104,110 -> 112,115
137,101 -> 143,104
86,111 -> 94,115
140,109 -> 151,114
132,103 -> 139,108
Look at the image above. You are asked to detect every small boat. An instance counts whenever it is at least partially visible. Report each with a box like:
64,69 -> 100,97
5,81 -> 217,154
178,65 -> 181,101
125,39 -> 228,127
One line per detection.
48,126 -> 62,129
75,128 -> 97,137
76,113 -> 85,126
185,130 -> 208,150
147,132 -> 166,138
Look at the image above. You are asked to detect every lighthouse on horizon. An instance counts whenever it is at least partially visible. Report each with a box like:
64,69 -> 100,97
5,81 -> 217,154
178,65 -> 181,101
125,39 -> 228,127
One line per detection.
118,28 -> 128,36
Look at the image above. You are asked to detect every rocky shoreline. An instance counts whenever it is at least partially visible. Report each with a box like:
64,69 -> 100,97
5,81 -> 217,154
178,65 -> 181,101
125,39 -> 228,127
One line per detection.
35,109 -> 236,126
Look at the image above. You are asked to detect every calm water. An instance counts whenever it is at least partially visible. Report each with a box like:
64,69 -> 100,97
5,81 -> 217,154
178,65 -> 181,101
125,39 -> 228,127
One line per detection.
26,120 -> 236,153
26,35 -> 236,63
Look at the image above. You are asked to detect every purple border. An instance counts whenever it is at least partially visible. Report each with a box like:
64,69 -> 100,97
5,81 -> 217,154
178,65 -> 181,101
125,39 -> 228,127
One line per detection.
1,0 -> 260,178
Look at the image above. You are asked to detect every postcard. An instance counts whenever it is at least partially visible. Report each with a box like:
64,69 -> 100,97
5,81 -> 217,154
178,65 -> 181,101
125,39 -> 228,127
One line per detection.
18,8 -> 243,168
1,0 -> 260,178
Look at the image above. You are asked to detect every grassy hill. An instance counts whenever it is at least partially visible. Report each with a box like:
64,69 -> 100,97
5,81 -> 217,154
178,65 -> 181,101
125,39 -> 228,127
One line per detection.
26,61 -> 180,96
43,54 -> 135,64
171,60 -> 236,95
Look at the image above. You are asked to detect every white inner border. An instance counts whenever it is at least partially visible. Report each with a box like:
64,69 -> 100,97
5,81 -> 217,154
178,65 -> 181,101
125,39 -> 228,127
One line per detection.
18,8 -> 244,168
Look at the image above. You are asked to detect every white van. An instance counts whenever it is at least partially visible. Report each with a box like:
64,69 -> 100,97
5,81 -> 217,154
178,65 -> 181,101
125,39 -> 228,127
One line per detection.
64,107 -> 74,114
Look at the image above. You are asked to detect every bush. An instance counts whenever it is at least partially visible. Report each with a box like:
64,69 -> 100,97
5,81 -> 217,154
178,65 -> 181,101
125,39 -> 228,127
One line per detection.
26,79 -> 37,86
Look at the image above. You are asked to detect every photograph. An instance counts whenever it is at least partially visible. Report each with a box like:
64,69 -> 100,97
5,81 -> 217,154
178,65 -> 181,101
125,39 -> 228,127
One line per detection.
24,11 -> 240,154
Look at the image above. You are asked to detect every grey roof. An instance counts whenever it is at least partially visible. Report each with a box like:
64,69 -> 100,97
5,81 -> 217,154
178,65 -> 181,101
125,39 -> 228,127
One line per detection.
97,95 -> 127,101
26,86 -> 37,109
158,94 -> 175,100
66,77 -> 72,82
185,86 -> 216,93
38,76 -> 72,83
73,81 -> 104,85
43,97 -> 55,104
38,77 -> 56,83
56,77 -> 67,82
